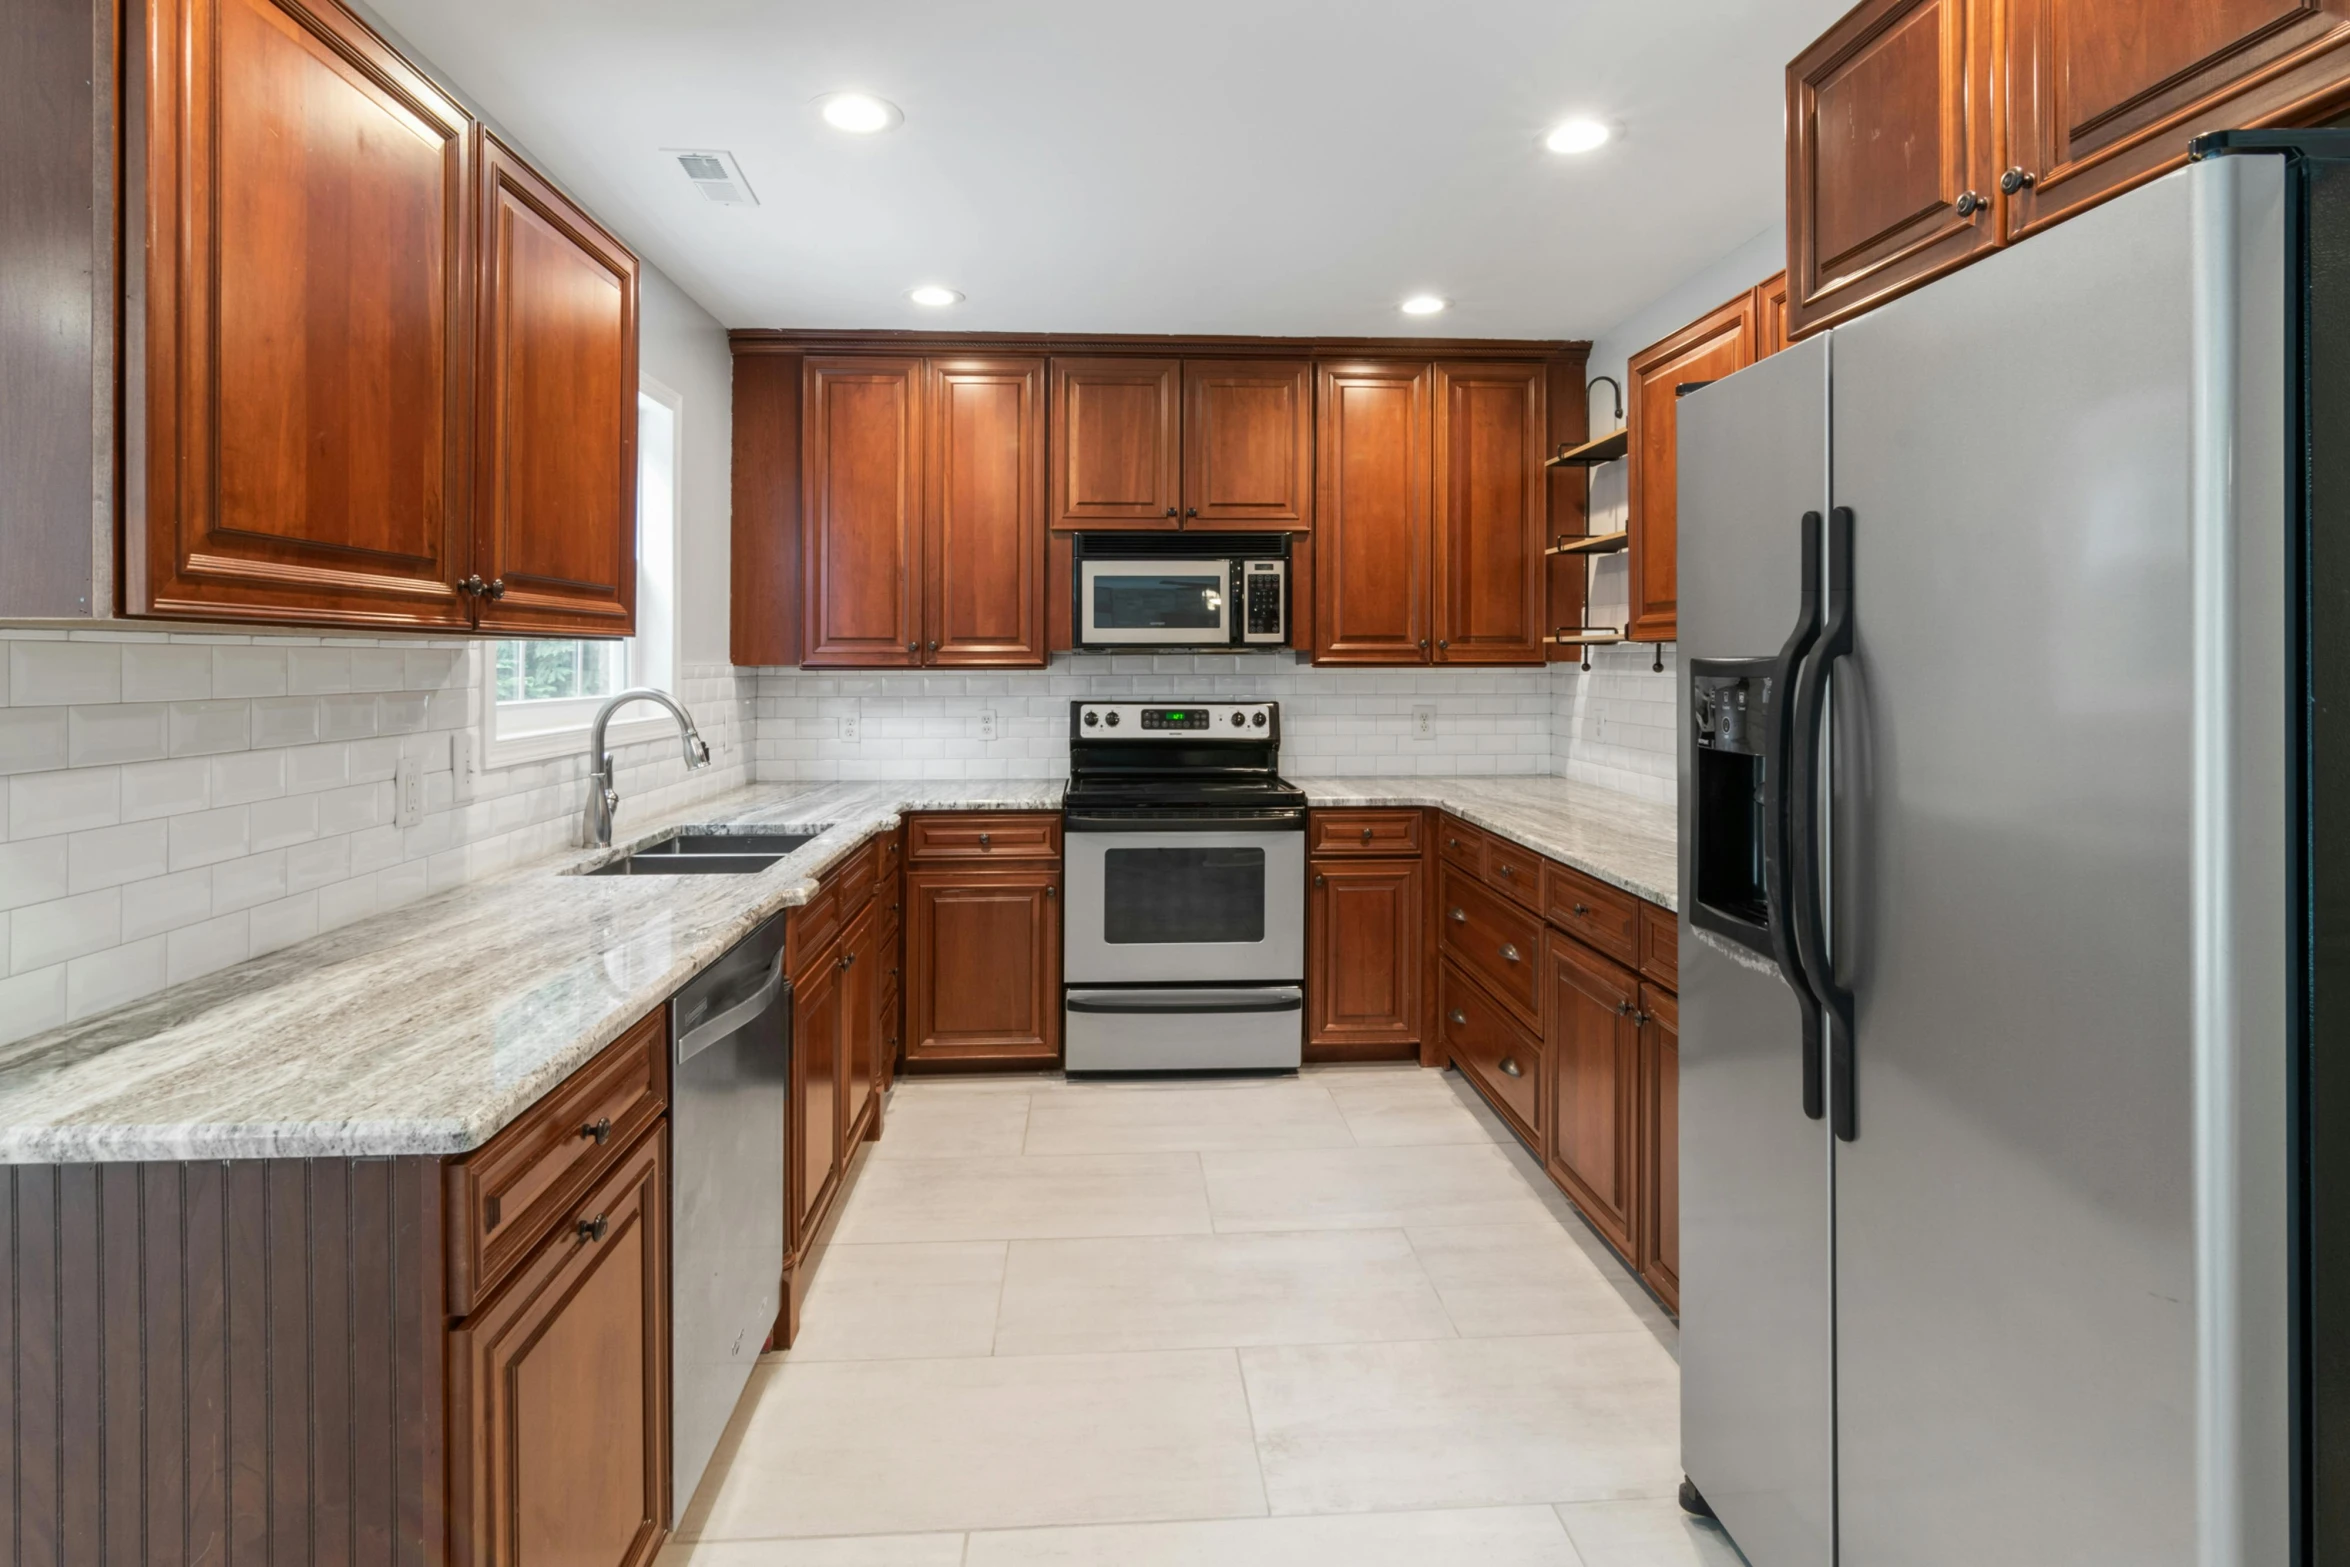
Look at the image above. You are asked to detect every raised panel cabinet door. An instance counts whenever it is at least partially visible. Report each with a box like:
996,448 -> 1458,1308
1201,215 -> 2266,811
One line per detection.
128,0 -> 475,629
905,868 -> 1061,1063
1431,361 -> 1545,664
1307,857 -> 1423,1055
925,357 -> 1047,665
793,952 -> 842,1244
1048,357 -> 1181,529
803,357 -> 923,666
1181,359 -> 1314,529
1755,271 -> 1793,357
1640,984 -> 1680,1312
472,131 -> 639,635
1786,0 -> 2001,337
1543,933 -> 1641,1258
448,1126 -> 669,1567
841,904 -> 880,1142
2004,0 -> 2350,239
1313,362 -> 1432,664
1625,297 -> 1754,645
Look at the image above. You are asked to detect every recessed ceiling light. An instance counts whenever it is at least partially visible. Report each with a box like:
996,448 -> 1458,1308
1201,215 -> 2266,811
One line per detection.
1545,118 -> 1611,155
818,92 -> 902,134
908,285 -> 963,307
1400,295 -> 1448,316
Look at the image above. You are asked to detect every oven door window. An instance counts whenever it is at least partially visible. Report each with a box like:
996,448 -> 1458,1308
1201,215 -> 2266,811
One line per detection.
1088,570 -> 1227,633
1102,846 -> 1265,944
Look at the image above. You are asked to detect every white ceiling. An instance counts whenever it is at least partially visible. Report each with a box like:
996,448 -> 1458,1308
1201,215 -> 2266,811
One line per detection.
368,0 -> 1853,339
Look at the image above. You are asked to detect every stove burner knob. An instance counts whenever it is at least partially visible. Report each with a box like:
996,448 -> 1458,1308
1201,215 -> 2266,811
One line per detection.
1251,711 -> 1268,727
1105,711 -> 1121,727
1231,712 -> 1246,728
1083,711 -> 1098,727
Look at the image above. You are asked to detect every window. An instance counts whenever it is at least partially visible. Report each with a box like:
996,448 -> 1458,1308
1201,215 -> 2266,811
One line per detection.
481,381 -> 682,764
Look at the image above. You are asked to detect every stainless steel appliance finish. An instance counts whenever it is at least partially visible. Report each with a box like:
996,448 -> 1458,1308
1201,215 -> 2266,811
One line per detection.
1063,699 -> 1306,1072
667,912 -> 791,1523
1072,533 -> 1290,649
1677,151 -> 2301,1566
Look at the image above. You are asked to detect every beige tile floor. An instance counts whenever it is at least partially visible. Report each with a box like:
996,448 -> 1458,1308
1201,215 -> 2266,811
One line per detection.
663,1065 -> 1744,1567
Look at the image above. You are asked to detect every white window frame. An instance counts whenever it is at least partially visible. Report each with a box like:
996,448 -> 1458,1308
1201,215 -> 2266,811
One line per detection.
479,374 -> 687,769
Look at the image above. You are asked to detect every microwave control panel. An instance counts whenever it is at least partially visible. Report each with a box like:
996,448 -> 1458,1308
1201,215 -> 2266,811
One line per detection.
1240,560 -> 1287,643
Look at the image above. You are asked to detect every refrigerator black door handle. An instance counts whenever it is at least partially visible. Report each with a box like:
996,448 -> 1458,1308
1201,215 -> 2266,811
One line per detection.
1789,506 -> 1859,1141
1766,511 -> 1828,1120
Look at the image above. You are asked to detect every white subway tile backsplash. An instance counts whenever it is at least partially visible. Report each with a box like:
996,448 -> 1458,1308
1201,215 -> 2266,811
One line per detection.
119,868 -> 215,941
251,697 -> 320,748
211,850 -> 288,914
288,647 -> 352,695
67,821 -> 172,893
247,891 -> 318,953
120,644 -> 213,703
0,838 -> 71,913
211,645 -> 289,699
10,641 -> 122,706
0,965 -> 66,1042
167,804 -> 251,871
166,911 -> 249,985
120,757 -> 210,821
66,937 -> 166,1021
11,766 -> 120,838
0,708 -> 72,774
349,648 -> 407,692
68,704 -> 170,767
209,749 -> 286,806
168,700 -> 251,757
12,888 -> 121,972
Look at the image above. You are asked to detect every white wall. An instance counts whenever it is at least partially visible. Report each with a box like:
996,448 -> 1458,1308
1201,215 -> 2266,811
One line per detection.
638,267 -> 734,665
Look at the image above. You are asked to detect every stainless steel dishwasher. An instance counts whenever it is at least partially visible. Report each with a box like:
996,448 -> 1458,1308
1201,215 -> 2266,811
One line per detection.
668,910 -> 790,1522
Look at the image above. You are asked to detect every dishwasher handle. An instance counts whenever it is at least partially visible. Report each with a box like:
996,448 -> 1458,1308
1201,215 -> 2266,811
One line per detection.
676,951 -> 788,1066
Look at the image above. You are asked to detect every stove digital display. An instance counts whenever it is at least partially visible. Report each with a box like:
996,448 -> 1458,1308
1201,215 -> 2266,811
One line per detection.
1141,709 -> 1208,730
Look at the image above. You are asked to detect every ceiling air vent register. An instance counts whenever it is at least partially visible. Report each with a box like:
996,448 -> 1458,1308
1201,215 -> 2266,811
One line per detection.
670,149 -> 757,206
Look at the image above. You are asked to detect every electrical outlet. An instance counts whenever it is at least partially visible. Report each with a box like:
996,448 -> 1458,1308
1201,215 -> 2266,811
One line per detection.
451,730 -> 478,803
838,713 -> 861,744
394,755 -> 424,828
977,709 -> 999,742
1412,705 -> 1437,739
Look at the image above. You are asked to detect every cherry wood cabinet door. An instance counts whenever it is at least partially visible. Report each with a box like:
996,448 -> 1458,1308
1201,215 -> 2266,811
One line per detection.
1313,362 -> 1432,664
1181,359 -> 1314,529
793,951 -> 842,1246
2004,0 -> 2350,239
1049,357 -> 1181,529
128,0 -> 475,629
1786,0 -> 2002,337
1640,984 -> 1680,1313
1755,272 -> 1793,357
841,905 -> 880,1142
1543,933 -> 1642,1259
1625,297 -> 1754,645
802,357 -> 923,666
448,1126 -> 669,1567
1431,361 -> 1545,664
471,131 -> 639,635
925,357 -> 1047,665
1307,857 -> 1423,1058
905,868 -> 1061,1065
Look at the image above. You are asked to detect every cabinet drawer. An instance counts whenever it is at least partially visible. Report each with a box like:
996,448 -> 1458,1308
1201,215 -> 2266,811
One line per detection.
1480,837 -> 1540,911
446,1007 -> 668,1317
1435,814 -> 1485,874
1638,903 -> 1678,991
874,827 -> 904,891
789,880 -> 845,978
1440,960 -> 1542,1143
1542,860 -> 1640,967
1437,865 -> 1543,1024
1309,809 -> 1422,856
906,812 -> 1063,861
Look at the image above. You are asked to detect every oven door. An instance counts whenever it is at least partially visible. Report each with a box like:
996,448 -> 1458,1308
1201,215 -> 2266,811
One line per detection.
1078,560 -> 1233,646
1063,823 -> 1304,983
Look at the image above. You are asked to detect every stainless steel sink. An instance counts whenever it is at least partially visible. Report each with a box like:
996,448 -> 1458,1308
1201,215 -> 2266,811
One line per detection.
583,829 -> 816,876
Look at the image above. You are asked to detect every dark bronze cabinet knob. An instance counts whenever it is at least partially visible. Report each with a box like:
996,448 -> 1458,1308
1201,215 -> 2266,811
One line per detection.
1999,167 -> 2034,194
1314,873 -> 1326,887
485,578 -> 507,600
1572,902 -> 1588,916
1448,907 -> 1467,924
578,1117 -> 612,1145
1955,190 -> 1985,216
1500,943 -> 1522,965
1499,1056 -> 1522,1078
978,831 -> 991,848
1164,507 -> 1178,518
577,1214 -> 610,1243
1449,1009 -> 1467,1026
1360,826 -> 1373,842
1044,883 -> 1057,899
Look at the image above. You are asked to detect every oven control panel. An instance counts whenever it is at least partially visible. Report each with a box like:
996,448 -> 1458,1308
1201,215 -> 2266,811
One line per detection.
1074,702 -> 1277,737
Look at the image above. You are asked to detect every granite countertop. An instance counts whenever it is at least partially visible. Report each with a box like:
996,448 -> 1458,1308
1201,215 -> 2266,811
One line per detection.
0,781 -> 1061,1165
1288,775 -> 1678,910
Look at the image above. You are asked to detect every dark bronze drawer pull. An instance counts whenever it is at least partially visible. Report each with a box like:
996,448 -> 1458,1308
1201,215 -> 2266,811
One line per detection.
1449,907 -> 1467,924
978,831 -> 992,848
577,1214 -> 609,1243
1449,1008 -> 1467,1026
1496,863 -> 1514,877
579,1117 -> 612,1145
1500,943 -> 1522,964
1314,873 -> 1326,887
1572,902 -> 1589,916
1499,1057 -> 1522,1078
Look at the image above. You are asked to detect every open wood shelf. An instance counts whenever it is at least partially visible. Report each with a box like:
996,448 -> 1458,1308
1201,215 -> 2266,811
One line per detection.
1543,427 -> 1629,468
1546,530 -> 1627,558
1544,628 -> 1625,647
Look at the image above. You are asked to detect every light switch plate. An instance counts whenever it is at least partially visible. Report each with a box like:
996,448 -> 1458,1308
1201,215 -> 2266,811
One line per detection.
451,730 -> 477,803
977,709 -> 998,742
1412,705 -> 1437,739
839,713 -> 860,744
394,756 -> 424,828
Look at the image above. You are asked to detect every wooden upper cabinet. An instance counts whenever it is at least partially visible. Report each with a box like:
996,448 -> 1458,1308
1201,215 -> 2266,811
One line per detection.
1181,360 -> 1314,529
1049,357 -> 1181,528
925,357 -> 1047,665
2004,0 -> 2350,238
1626,295 -> 1754,644
1755,272 -> 1793,357
1314,362 -> 1433,664
1431,361 -> 1545,664
1786,0 -> 2001,337
128,0 -> 475,629
803,357 -> 923,666
471,132 -> 639,635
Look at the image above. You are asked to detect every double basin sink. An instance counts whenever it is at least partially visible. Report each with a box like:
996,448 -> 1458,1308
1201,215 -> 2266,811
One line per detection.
585,831 -> 816,876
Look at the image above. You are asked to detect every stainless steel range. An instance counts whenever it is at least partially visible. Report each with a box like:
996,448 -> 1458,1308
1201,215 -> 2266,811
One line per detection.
1062,701 -> 1306,1073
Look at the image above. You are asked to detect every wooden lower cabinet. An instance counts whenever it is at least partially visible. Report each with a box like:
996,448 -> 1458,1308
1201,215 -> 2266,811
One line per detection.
842,902 -> 881,1141
793,948 -> 843,1242
449,1124 -> 670,1567
905,863 -> 1062,1066
1639,984 -> 1680,1313
1307,854 -> 1423,1059
1542,931 -> 1643,1260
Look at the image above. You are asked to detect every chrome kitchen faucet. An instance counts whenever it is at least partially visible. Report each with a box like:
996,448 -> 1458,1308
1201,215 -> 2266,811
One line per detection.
584,688 -> 711,846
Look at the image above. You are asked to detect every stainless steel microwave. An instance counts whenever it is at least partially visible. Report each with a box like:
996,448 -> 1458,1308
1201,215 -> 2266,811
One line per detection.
1071,533 -> 1290,650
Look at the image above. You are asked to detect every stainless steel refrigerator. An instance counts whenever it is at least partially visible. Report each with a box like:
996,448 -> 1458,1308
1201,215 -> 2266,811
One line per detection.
1674,134 -> 2350,1565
